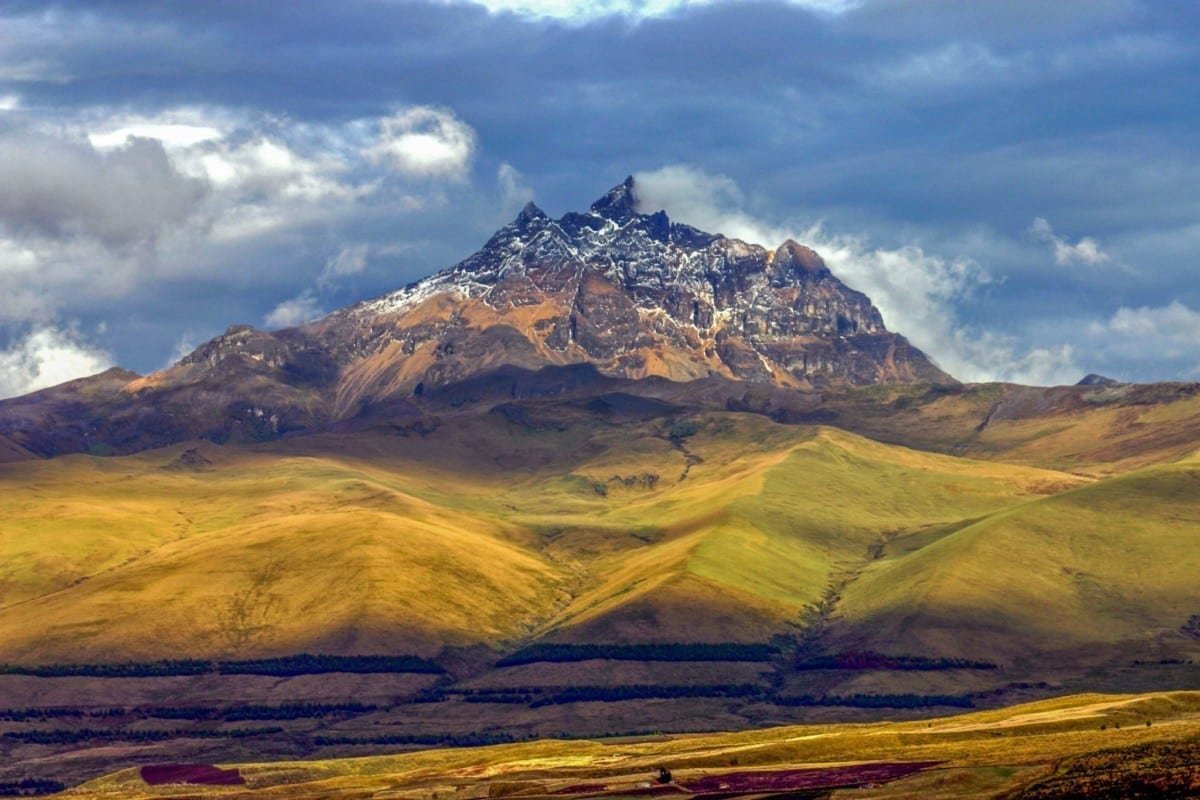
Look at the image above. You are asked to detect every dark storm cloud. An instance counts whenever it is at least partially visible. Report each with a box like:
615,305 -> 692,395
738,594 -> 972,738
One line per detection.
1,0 -> 1198,385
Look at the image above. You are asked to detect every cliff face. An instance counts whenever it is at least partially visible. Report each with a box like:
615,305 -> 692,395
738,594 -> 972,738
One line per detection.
0,177 -> 952,456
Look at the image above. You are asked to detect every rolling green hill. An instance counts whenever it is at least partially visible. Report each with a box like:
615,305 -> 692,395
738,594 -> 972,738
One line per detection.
829,455 -> 1200,672
0,410 -> 1089,665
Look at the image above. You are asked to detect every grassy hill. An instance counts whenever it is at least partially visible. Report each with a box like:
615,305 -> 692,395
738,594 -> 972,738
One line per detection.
832,456 -> 1200,671
3,398 -> 1200,792
0,410 -> 1086,665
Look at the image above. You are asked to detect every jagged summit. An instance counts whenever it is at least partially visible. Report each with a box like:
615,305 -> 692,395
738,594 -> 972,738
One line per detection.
336,176 -> 949,396
516,200 -> 548,225
589,174 -> 639,221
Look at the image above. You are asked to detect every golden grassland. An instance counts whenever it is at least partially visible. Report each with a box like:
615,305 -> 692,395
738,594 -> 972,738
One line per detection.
0,409 -> 1122,664
63,691 -> 1200,799
3,391 -> 1200,796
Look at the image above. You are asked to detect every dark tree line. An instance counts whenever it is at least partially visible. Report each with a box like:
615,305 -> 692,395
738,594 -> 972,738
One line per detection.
145,702 -> 381,721
496,643 -> 778,667
403,681 -> 977,709
794,652 -> 996,671
530,684 -> 762,707
0,653 -> 442,678
2,726 -> 284,745
774,693 -> 975,709
0,779 -> 67,797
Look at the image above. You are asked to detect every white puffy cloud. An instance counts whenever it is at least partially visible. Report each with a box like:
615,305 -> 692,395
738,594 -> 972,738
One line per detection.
89,123 -> 223,151
0,94 -> 19,112
635,164 -> 1083,385
0,233 -> 147,324
0,103 -> 480,373
0,326 -> 113,399
942,333 -> 1079,387
264,290 -> 323,330
458,0 -> 859,22
1103,301 -> 1200,341
1085,301 -> 1200,373
366,106 -> 476,181
1029,216 -> 1111,266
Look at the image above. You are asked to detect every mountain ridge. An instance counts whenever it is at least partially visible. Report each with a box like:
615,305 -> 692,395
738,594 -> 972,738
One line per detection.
322,175 -> 950,399
0,177 -> 953,458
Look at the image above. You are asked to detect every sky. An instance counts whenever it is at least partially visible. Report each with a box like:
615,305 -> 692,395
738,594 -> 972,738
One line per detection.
1,0 -> 1198,397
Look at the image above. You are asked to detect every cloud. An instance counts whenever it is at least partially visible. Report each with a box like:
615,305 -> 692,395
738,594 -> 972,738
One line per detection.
165,332 -> 199,369
0,132 -> 208,245
0,232 -> 146,324
1103,301 -> 1200,341
1085,301 -> 1200,376
264,290 -> 323,329
944,333 -> 1079,387
497,162 -> 534,216
635,164 -> 1083,385
366,107 -> 477,181
0,326 -> 113,400
319,245 -> 369,288
0,102 -> 483,372
1028,216 -> 1110,266
264,244 -> 371,329
456,0 -> 860,22
89,123 -> 223,151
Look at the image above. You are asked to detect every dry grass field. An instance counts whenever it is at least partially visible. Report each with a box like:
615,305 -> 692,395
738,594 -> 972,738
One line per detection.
61,691 -> 1200,799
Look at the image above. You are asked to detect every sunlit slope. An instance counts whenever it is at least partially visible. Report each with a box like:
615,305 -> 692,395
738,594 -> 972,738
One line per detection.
0,447 -> 568,663
834,456 -> 1200,667
0,411 -> 1082,664
532,422 -> 1082,643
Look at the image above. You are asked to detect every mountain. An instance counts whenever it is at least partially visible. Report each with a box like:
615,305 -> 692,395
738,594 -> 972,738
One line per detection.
3,178 -> 1200,792
0,177 -> 949,458
315,176 -> 949,406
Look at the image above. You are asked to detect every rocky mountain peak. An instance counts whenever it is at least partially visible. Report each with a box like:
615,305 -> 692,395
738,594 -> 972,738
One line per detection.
516,201 -> 548,226
589,175 -> 639,222
334,177 -> 953,395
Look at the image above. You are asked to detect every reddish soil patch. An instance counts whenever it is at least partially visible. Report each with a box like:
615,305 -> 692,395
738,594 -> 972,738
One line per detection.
682,762 -> 942,794
621,786 -> 688,796
140,763 -> 246,786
